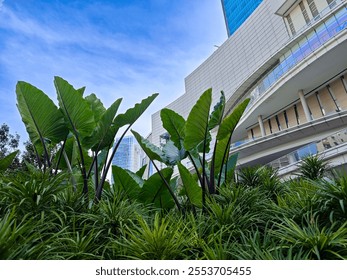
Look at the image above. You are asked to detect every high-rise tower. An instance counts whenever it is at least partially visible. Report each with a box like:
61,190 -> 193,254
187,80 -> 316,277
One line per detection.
112,135 -> 142,172
221,0 -> 263,36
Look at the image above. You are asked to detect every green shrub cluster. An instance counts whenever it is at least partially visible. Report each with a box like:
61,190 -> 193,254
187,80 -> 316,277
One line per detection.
1,78 -> 346,259
0,160 -> 347,260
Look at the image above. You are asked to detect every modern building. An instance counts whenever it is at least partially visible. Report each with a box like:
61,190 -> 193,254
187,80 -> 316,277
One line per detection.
221,0 -> 263,36
150,0 -> 347,177
112,135 -> 142,172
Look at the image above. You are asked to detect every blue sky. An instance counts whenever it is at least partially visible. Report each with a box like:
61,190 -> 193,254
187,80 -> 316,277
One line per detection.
0,0 -> 226,145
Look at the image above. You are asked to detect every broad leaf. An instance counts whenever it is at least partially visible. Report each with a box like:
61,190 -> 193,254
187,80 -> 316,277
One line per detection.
197,131 -> 212,154
209,91 -> 225,130
160,108 -> 185,149
162,140 -> 186,166
84,98 -> 122,151
132,130 -> 165,163
140,167 -> 174,209
178,163 -> 202,208
0,151 -> 19,171
184,88 -> 212,151
213,137 -> 231,178
16,81 -> 68,148
54,76 -> 95,138
112,165 -> 142,200
114,93 -> 158,128
85,93 -> 106,123
217,98 -> 250,140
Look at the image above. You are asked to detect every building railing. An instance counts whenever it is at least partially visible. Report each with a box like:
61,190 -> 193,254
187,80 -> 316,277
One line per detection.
244,3 -> 347,114
267,127 -> 347,170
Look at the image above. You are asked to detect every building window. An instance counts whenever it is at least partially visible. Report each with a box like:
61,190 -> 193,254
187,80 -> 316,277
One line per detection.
287,14 -> 296,35
284,110 -> 289,128
307,0 -> 319,18
315,91 -> 326,116
327,85 -> 341,111
294,104 -> 300,125
251,129 -> 255,139
300,2 -> 310,24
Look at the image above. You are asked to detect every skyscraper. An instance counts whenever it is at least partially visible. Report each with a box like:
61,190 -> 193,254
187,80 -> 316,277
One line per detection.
221,0 -> 263,36
112,135 -> 142,172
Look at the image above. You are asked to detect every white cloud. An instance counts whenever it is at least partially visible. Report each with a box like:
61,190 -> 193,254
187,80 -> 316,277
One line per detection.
0,0 -> 226,141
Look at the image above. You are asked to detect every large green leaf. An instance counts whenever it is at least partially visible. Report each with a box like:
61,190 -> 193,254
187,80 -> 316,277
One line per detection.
140,167 -> 174,209
209,91 -> 225,130
84,98 -> 122,151
162,140 -> 186,166
132,130 -> 165,163
178,163 -> 202,208
213,137 -> 231,179
184,88 -> 212,151
85,93 -> 106,124
54,76 -> 95,138
112,165 -> 143,200
114,93 -> 158,128
16,81 -> 68,148
160,108 -> 186,149
0,151 -> 19,171
216,98 -> 250,141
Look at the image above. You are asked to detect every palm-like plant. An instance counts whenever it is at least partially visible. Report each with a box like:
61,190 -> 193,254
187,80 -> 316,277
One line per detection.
298,155 -> 329,180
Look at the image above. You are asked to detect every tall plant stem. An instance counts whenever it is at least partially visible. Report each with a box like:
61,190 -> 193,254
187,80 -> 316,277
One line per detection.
187,152 -> 204,187
63,150 -> 77,191
209,142 -> 218,194
75,135 -> 88,195
217,134 -> 232,189
94,151 -> 99,192
201,138 -> 208,211
151,160 -> 181,211
54,137 -> 67,176
32,144 -> 43,170
96,127 -> 130,201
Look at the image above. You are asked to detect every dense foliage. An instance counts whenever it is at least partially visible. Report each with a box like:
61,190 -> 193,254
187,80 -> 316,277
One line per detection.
1,77 -> 346,259
1,162 -> 347,260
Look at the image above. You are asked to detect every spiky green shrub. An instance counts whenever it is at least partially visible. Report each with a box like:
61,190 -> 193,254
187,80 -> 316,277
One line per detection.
298,155 -> 329,180
272,215 -> 347,260
316,174 -> 347,223
116,213 -> 193,260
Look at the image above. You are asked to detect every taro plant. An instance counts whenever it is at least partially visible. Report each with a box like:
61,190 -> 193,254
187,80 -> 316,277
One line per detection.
16,77 -> 158,202
131,88 -> 249,209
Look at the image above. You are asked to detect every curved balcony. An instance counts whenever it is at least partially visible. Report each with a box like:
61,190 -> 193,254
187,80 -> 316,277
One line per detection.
231,3 -> 347,141
246,3 -> 347,112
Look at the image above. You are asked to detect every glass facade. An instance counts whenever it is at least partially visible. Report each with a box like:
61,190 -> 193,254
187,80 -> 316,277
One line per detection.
246,4 -> 347,114
112,135 -> 138,172
221,0 -> 263,36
